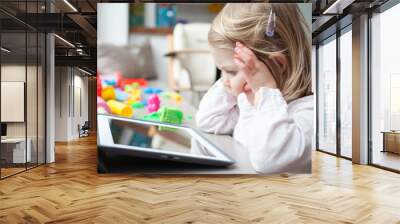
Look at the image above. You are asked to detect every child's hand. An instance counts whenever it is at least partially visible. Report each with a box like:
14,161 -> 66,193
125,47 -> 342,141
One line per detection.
243,82 -> 255,105
233,42 -> 277,93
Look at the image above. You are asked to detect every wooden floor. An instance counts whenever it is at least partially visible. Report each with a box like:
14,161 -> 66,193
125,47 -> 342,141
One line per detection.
1,135 -> 400,223
1,167 -> 26,178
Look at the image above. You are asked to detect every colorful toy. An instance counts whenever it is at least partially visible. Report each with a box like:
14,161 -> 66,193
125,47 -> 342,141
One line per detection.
158,107 -> 184,131
142,107 -> 184,131
159,107 -> 183,125
124,84 -> 133,93
141,100 -> 148,106
147,94 -> 160,113
125,89 -> 142,105
143,87 -> 163,95
124,82 -> 141,93
107,100 -> 133,117
170,92 -> 182,102
97,74 -> 102,96
143,112 -> 161,122
131,89 -> 142,99
97,96 -> 111,113
132,82 -> 140,89
120,78 -> 148,87
103,79 -> 117,86
101,72 -> 123,87
128,95 -> 141,103
147,104 -> 159,113
143,87 -> 153,94
131,102 -> 144,109
160,91 -> 182,103
101,86 -> 116,101
147,94 -> 160,105
115,88 -> 129,102
156,88 -> 163,94
126,96 -> 141,104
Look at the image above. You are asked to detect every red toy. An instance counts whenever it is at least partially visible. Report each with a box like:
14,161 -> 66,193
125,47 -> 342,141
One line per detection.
97,72 -> 102,96
120,78 -> 148,87
114,71 -> 123,87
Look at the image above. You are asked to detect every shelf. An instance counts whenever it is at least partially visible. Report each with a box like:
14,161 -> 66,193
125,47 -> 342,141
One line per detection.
130,27 -> 173,35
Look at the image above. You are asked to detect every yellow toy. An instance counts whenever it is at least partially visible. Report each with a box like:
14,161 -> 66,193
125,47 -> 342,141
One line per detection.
161,91 -> 182,103
131,89 -> 141,98
131,82 -> 140,89
126,94 -> 141,105
170,92 -> 182,103
107,100 -> 133,117
101,86 -> 116,101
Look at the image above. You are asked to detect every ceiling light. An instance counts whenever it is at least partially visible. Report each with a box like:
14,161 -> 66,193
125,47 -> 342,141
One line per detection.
54,34 -> 75,48
323,0 -> 355,15
63,0 -> 78,12
1,47 -> 11,53
78,67 -> 93,76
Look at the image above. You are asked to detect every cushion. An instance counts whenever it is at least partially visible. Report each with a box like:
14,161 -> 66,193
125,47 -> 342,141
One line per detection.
97,39 -> 158,79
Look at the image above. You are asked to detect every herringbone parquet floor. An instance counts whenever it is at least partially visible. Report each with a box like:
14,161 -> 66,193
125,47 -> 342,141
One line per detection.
1,134 -> 400,224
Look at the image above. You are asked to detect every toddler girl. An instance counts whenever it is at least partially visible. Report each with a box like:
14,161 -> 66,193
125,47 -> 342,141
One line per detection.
196,3 -> 313,174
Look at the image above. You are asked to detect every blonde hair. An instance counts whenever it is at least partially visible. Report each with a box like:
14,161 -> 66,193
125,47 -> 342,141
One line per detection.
209,3 -> 312,102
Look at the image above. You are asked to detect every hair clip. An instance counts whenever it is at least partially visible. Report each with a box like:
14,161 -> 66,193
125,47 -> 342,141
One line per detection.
265,8 -> 276,37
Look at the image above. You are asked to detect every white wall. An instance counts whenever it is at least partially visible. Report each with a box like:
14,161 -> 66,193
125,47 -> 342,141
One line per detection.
97,3 -> 129,46
54,67 -> 89,141
1,64 -> 46,164
1,65 -> 39,138
55,67 -> 69,141
72,73 -> 89,138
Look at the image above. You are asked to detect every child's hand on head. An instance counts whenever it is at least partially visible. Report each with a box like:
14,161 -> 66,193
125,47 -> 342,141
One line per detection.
233,42 -> 277,94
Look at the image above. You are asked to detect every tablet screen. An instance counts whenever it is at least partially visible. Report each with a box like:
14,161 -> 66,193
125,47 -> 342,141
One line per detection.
109,119 -> 216,158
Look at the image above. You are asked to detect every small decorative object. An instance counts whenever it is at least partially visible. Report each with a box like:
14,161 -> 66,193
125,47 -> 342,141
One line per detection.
107,100 -> 133,117
156,3 -> 176,27
159,107 -> 183,125
97,96 -> 111,113
158,107 -> 184,131
265,8 -> 276,37
147,94 -> 161,113
115,89 -> 129,102
143,112 -> 161,122
101,86 -> 116,101
143,87 -> 163,95
131,102 -> 145,109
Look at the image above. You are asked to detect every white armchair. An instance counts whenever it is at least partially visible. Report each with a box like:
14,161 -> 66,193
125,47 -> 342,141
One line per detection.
166,23 -> 217,104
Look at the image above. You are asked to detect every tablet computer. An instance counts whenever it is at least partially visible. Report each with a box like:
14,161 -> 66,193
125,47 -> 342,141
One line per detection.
97,114 -> 235,167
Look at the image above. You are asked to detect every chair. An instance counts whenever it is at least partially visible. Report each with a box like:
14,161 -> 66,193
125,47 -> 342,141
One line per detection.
165,23 -> 217,105
78,121 -> 90,138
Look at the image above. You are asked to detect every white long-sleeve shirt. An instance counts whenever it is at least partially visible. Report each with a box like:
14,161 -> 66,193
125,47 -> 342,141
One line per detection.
196,80 -> 314,174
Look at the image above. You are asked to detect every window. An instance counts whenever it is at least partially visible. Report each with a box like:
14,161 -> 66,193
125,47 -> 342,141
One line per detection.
370,2 -> 400,171
0,1 -> 47,179
317,35 -> 337,154
339,27 -> 352,158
